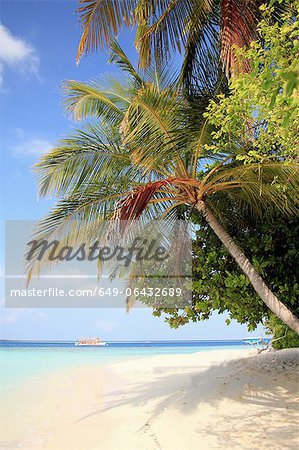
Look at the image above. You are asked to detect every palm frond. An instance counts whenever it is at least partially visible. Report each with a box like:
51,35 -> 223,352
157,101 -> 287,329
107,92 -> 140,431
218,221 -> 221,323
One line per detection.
143,61 -> 180,92
35,123 -> 131,198
108,40 -> 143,87
220,0 -> 261,77
122,83 -> 189,176
180,2 -> 228,98
63,79 -> 128,122
112,179 -> 173,222
25,184 -> 128,282
76,0 -> 136,63
76,0 -> 286,86
135,0 -> 214,68
203,162 -> 299,217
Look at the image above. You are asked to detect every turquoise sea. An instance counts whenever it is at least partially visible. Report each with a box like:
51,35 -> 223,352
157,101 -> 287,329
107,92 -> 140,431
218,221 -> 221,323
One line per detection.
0,340 -> 251,394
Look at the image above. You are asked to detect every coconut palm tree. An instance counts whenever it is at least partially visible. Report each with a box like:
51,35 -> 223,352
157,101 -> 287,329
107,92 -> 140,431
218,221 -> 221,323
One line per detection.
76,0 -> 285,93
30,44 -> 299,333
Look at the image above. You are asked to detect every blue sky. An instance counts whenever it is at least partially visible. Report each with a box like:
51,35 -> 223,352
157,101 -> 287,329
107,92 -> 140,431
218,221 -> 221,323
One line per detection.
0,0 -> 265,340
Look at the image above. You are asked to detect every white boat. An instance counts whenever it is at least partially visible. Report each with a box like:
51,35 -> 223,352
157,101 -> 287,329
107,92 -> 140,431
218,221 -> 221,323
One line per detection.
75,337 -> 107,346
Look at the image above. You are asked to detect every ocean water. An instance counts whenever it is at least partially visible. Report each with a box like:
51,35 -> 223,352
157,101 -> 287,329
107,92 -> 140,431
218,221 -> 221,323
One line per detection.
0,340 -> 249,393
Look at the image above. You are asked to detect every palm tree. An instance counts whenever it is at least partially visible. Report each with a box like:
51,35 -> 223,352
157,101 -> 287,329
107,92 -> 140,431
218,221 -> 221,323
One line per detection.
30,45 -> 299,333
76,0 -> 284,92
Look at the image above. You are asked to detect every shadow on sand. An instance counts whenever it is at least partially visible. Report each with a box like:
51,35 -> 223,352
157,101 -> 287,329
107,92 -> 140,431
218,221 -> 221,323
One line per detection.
78,349 -> 299,449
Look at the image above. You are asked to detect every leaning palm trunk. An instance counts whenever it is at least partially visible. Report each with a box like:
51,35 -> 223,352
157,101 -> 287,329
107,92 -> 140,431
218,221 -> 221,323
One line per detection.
196,201 -> 299,335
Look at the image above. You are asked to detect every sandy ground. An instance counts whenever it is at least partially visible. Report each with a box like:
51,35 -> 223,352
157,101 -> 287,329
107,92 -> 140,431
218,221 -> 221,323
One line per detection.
1,348 -> 298,450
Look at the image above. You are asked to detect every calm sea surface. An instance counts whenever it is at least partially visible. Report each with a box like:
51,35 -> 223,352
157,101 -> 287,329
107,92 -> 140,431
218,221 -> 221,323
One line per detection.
0,340 -> 249,393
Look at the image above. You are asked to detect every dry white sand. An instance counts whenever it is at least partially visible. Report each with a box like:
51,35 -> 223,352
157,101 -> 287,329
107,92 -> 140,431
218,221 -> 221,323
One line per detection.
1,348 -> 298,450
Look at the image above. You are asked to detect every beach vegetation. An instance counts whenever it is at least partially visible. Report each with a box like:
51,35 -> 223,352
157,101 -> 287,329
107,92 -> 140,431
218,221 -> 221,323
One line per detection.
29,12 -> 299,333
166,214 -> 299,348
158,2 -> 299,344
29,2 -> 299,340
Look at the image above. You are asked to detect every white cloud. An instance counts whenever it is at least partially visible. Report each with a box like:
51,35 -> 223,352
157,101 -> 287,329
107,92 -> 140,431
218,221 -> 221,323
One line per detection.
0,305 -> 47,326
14,138 -> 52,156
0,24 -> 39,86
0,311 -> 19,325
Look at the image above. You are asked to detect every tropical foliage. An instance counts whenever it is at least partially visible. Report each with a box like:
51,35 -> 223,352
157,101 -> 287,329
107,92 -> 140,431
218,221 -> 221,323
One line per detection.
161,213 -> 299,347
204,3 -> 299,161
76,0 -> 283,96
29,22 -> 299,332
155,3 -> 299,342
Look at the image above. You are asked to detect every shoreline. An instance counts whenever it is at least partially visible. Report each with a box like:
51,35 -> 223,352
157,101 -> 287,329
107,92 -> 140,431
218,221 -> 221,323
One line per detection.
1,348 -> 298,449
0,343 -> 250,396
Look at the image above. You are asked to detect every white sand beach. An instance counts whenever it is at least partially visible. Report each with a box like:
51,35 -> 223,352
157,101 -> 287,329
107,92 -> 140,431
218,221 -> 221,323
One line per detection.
1,348 -> 298,450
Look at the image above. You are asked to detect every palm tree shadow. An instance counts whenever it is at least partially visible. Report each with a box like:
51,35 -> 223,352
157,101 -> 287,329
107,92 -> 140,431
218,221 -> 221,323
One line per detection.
77,350 -> 299,446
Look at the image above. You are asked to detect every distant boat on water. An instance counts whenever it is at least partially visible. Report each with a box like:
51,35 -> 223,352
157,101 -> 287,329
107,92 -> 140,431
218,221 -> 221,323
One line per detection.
75,337 -> 107,346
